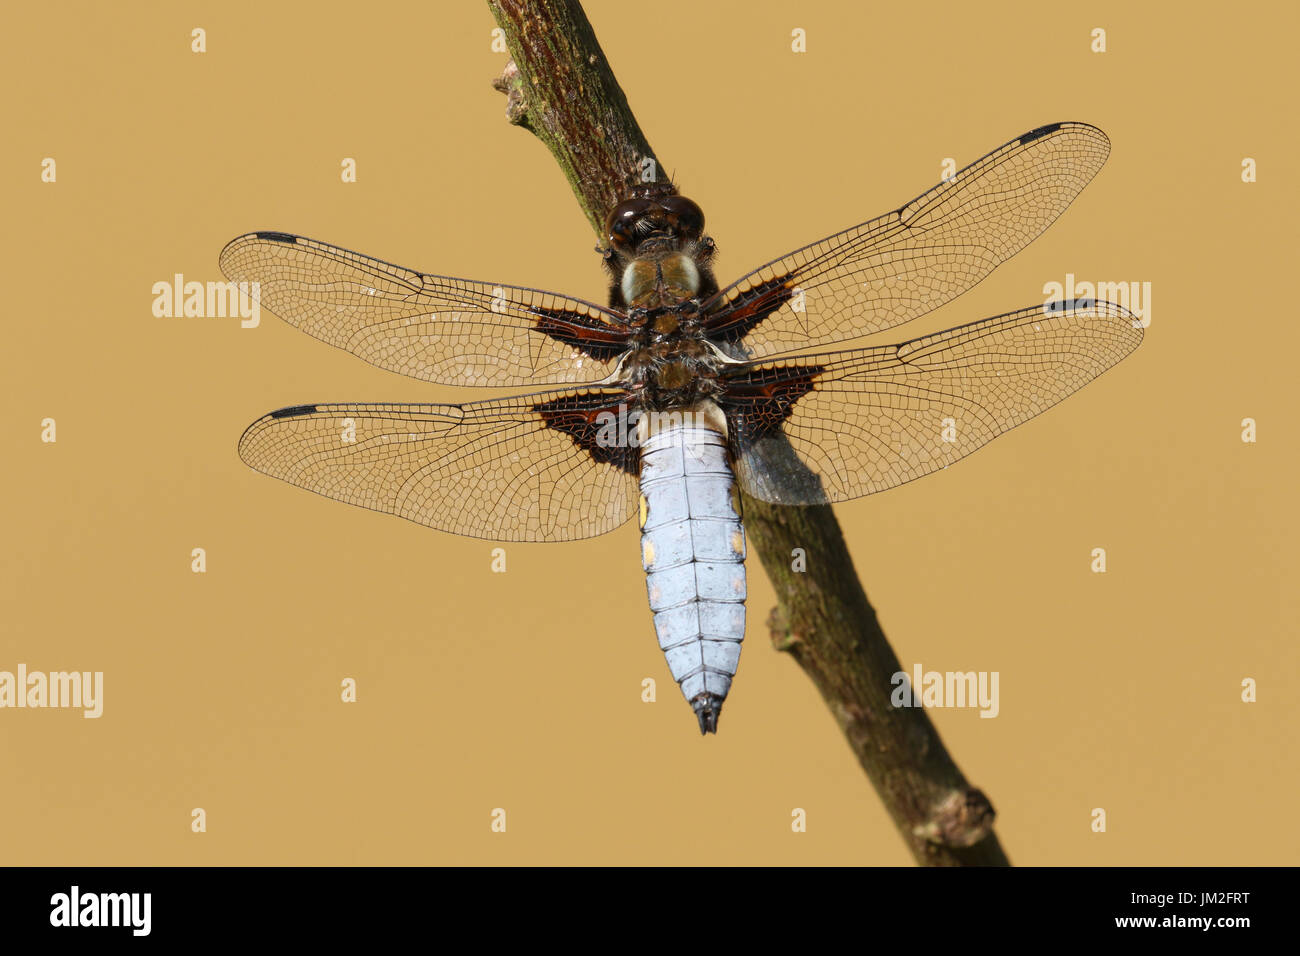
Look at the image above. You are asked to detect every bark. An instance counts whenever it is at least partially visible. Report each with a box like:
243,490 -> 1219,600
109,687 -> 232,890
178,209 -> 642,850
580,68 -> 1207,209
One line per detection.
486,0 -> 1010,866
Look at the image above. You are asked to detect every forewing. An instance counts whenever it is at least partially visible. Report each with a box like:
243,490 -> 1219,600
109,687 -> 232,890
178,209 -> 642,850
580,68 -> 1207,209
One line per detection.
220,232 -> 629,387
702,122 -> 1110,357
721,299 -> 1143,504
237,389 -> 640,542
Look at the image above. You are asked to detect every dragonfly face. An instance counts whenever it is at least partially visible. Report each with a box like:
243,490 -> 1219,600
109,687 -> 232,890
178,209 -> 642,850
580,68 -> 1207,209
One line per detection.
602,193 -> 717,311
223,122 -> 1143,734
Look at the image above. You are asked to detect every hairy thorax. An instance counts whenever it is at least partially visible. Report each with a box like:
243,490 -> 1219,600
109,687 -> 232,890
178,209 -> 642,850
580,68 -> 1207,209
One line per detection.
618,249 -> 726,411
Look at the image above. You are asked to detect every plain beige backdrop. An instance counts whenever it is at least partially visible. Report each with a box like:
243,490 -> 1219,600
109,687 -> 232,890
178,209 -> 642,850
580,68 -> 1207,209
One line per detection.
3,0 -> 1295,865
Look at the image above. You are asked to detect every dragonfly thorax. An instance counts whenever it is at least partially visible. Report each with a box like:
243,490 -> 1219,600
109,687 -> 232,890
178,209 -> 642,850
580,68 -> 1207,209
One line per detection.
621,251 -> 700,309
622,336 -> 725,411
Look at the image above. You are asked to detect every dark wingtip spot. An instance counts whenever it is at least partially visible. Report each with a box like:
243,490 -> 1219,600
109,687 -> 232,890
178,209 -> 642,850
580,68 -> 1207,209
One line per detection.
1044,298 -> 1096,314
1019,122 -> 1064,145
254,231 -> 298,244
270,404 -> 318,419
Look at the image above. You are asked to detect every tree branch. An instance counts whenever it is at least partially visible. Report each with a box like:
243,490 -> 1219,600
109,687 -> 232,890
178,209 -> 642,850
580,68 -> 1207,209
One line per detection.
487,0 -> 1010,865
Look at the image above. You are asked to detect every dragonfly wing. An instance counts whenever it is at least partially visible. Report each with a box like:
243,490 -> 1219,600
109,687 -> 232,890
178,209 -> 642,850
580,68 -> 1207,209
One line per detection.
238,388 -> 640,542
221,232 -> 630,387
721,299 -> 1143,504
702,123 -> 1110,357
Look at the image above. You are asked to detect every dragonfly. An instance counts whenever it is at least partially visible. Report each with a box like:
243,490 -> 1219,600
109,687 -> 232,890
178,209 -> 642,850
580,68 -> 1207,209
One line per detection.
221,121 -> 1142,735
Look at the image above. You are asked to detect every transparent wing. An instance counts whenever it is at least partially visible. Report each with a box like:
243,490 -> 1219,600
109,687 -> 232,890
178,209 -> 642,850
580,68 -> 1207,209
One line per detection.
702,122 -> 1110,357
237,388 -> 640,542
220,232 -> 630,387
722,299 -> 1143,505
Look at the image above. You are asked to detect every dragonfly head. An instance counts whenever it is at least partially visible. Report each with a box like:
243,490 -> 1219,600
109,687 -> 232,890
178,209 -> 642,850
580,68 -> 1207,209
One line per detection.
605,194 -> 705,254
602,194 -> 718,310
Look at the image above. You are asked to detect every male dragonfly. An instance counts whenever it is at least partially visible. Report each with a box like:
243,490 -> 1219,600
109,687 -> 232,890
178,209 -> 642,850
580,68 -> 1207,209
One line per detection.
221,122 -> 1142,734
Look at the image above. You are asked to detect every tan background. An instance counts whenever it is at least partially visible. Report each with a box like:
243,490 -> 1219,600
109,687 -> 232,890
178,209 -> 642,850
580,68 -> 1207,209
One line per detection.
3,0 -> 1295,865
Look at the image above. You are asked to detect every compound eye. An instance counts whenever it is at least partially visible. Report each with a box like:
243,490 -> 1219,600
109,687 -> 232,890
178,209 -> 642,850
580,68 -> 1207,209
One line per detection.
658,196 -> 705,239
605,199 -> 654,249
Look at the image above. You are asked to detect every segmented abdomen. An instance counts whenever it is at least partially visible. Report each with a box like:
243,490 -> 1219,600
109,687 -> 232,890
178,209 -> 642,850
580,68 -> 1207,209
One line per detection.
639,417 -> 746,734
